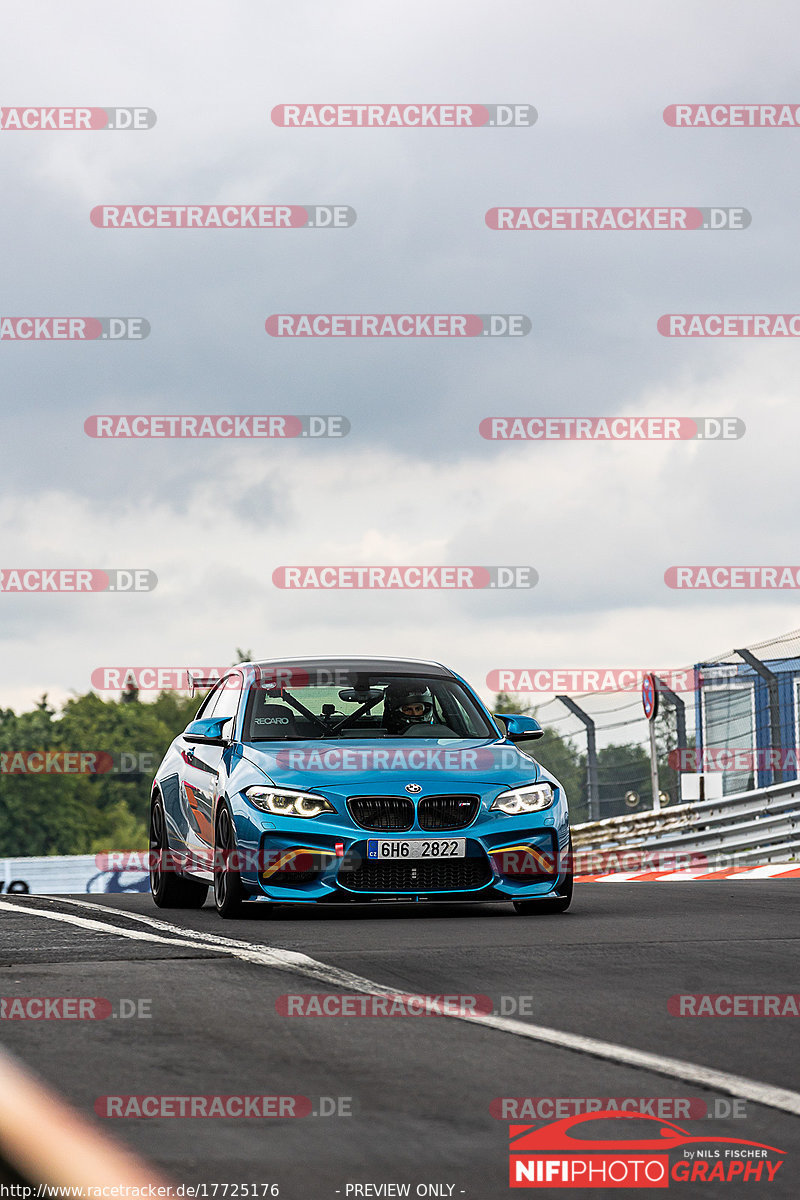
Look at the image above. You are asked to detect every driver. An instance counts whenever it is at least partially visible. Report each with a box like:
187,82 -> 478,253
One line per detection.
384,687 -> 436,734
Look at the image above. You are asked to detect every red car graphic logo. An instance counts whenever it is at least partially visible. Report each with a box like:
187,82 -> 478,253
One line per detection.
509,1111 -> 785,1188
510,1110 -> 784,1154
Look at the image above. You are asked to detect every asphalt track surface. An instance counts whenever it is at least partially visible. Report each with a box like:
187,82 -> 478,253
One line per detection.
1,884 -> 799,1198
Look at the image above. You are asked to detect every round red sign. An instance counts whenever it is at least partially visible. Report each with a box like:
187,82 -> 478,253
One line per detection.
642,672 -> 658,721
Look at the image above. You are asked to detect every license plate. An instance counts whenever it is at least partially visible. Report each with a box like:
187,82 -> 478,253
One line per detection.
367,839 -> 465,860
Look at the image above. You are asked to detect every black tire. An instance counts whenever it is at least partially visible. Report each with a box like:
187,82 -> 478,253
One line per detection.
149,796 -> 208,908
214,804 -> 247,918
513,834 -> 573,915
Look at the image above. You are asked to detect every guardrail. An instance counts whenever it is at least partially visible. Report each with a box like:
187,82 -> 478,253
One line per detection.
572,779 -> 800,867
0,854 -> 148,895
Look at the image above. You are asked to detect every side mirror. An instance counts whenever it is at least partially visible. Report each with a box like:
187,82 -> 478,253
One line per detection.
495,714 -> 544,742
184,717 -> 230,745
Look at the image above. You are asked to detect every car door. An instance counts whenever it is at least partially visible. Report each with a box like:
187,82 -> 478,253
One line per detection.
180,674 -> 243,872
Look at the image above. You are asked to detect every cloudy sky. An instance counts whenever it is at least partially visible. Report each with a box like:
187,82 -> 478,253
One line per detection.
2,0 -> 799,718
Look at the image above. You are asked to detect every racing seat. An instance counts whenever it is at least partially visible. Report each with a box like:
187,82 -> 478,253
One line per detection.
251,702 -> 299,739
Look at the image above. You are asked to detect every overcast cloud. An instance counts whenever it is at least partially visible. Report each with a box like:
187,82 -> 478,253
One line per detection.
1,0 -> 799,713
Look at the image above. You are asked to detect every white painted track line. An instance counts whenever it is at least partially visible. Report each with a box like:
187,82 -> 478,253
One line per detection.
2,896 -> 800,1119
576,866 -> 800,882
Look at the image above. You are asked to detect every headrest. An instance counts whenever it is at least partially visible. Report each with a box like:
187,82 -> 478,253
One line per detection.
252,702 -> 297,737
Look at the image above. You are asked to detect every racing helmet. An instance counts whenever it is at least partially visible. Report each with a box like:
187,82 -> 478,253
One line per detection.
384,683 -> 435,733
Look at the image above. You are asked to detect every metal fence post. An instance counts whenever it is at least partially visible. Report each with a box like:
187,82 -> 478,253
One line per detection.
735,648 -> 784,784
556,695 -> 599,821
655,676 -> 687,753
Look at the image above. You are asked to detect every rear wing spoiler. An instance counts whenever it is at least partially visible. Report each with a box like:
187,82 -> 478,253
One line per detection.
187,673 -> 220,697
186,669 -> 284,697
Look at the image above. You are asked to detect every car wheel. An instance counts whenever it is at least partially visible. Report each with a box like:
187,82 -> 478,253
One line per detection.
149,796 -> 208,908
214,804 -> 246,918
513,834 -> 573,915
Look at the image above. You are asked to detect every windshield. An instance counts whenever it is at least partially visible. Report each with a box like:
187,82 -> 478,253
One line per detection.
242,669 -> 497,741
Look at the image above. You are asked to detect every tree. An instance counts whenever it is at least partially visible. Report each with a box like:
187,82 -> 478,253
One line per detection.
596,742 -> 653,817
490,693 -> 588,821
492,691 -> 533,716
532,727 -> 588,821
0,688 -> 206,857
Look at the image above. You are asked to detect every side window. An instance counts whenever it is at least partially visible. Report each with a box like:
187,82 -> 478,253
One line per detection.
435,687 -> 466,735
210,674 -> 243,734
196,681 -> 225,719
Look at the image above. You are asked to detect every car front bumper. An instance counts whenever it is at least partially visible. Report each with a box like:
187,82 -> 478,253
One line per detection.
232,795 -> 571,904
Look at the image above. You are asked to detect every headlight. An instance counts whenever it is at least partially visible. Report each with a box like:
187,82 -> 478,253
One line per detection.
490,782 -> 555,815
244,787 -> 335,819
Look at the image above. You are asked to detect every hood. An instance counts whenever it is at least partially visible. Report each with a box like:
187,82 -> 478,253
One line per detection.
238,737 -> 543,792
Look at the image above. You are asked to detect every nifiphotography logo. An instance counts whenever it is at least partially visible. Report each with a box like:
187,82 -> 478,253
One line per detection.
508,1111 -> 785,1187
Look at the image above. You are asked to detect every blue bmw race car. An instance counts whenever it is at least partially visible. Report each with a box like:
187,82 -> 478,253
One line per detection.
149,657 -> 572,918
